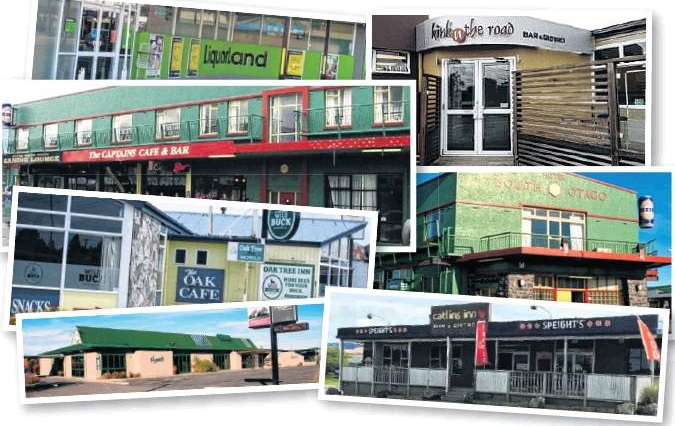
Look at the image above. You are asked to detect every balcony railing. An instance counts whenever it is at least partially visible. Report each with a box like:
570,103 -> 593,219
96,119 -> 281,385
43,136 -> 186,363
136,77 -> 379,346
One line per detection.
6,115 -> 264,153
416,224 -> 657,259
299,102 -> 410,139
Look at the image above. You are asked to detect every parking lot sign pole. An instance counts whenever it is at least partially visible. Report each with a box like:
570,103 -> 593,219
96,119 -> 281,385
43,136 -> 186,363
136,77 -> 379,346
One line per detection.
270,326 -> 280,385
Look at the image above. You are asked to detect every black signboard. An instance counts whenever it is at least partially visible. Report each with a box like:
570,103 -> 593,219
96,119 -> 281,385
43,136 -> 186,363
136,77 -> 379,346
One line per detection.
492,314 -> 660,337
337,325 -> 428,340
430,303 -> 490,335
3,152 -> 63,165
262,210 -> 301,240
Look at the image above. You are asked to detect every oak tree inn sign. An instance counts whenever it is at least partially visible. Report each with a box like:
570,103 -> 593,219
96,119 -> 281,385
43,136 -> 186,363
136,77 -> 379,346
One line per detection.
416,16 -> 593,53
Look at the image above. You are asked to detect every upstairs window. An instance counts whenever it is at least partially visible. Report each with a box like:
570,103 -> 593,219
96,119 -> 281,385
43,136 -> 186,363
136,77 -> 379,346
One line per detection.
156,108 -> 181,139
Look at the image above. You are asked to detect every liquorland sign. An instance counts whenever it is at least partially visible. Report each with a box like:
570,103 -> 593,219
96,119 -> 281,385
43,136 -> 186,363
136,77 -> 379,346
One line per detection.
416,16 -> 592,53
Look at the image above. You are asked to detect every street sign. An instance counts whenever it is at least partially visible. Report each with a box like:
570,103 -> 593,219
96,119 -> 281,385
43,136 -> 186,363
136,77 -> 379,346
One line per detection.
274,322 -> 309,333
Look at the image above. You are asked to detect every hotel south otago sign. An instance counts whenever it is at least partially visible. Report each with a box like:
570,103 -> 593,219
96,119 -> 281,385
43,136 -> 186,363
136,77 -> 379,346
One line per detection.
259,263 -> 314,300
175,267 -> 225,303
430,303 -> 490,336
416,16 -> 592,53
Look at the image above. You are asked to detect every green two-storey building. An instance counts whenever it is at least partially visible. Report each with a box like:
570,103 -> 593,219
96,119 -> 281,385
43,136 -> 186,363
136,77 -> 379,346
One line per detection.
375,172 -> 670,306
3,84 -> 411,246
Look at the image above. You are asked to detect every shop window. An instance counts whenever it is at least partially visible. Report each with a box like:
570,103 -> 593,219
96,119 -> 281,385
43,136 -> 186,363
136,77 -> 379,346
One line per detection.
71,355 -> 85,377
17,192 -> 68,211
319,237 -> 352,296
201,10 -> 217,39
269,93 -> 302,142
43,123 -> 59,149
76,119 -> 93,146
175,8 -> 201,38
214,353 -> 230,370
217,11 -> 231,40
16,128 -> 29,151
139,5 -> 174,34
260,15 -> 286,47
113,114 -> 133,143
101,353 -> 126,374
155,108 -> 181,139
325,89 -> 352,127
522,207 -> 585,250
196,250 -> 208,265
145,167 -> 186,197
309,20 -> 327,52
13,229 -> 65,287
103,163 -> 138,194
200,103 -> 219,136
232,13 -> 262,44
71,196 -> 124,218
429,343 -> 447,369
382,344 -> 408,367
175,249 -> 186,264
227,100 -> 249,134
594,46 -> 620,60
64,233 -> 122,292
288,18 -> 309,50
194,175 -> 246,200
587,276 -> 622,305
373,86 -> 404,124
325,174 -> 377,210
532,275 -> 555,301
327,21 -> 355,55
628,347 -> 651,374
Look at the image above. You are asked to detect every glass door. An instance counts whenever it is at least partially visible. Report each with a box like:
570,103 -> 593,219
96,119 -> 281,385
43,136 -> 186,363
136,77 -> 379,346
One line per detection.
441,58 -> 513,155
76,5 -> 122,79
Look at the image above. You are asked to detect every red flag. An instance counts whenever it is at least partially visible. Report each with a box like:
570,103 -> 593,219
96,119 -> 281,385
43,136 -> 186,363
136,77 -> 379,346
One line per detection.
637,316 -> 661,363
475,319 -> 489,367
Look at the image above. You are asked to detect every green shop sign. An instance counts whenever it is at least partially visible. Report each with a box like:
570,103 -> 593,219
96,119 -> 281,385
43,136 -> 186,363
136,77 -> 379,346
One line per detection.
198,40 -> 283,78
263,210 -> 301,241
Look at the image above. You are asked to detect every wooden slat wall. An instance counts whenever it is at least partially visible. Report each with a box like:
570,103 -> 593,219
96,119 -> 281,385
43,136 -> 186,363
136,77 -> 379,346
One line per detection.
421,75 -> 440,165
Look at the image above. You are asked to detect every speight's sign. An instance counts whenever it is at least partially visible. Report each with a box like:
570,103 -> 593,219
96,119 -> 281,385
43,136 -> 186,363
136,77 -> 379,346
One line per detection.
416,16 -> 592,53
430,303 -> 490,335
493,315 -> 660,337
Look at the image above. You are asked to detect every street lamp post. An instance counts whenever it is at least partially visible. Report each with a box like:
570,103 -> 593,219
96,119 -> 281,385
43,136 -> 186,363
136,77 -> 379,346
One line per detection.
530,305 -> 553,319
366,313 -> 391,325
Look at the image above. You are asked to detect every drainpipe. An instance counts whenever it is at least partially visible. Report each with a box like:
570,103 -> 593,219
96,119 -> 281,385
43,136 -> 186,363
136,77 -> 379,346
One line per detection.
445,336 -> 451,393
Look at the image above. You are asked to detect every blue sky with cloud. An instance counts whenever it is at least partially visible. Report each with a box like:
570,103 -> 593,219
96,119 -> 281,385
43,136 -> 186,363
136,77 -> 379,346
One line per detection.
21,304 -> 324,356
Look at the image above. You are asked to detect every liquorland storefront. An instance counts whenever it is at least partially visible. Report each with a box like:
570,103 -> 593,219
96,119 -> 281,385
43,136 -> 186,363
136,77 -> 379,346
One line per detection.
32,0 -> 366,80
336,303 -> 662,408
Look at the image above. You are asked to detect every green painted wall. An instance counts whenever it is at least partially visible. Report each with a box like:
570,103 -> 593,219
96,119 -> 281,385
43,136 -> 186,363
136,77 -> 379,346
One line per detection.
301,51 -> 322,79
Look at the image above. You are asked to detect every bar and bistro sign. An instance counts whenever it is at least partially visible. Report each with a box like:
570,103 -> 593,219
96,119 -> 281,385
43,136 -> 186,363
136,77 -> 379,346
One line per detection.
416,16 -> 593,53
61,141 -> 235,163
430,302 -> 490,335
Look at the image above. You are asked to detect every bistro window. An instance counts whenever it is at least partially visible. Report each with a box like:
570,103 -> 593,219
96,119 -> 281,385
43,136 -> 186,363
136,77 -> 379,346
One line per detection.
326,174 -> 377,210
64,233 -> 122,292
156,108 -> 181,139
113,114 -> 133,143
101,353 -> 126,374
269,93 -> 302,142
628,347 -> 651,374
382,344 -> 408,367
325,89 -> 352,127
587,276 -> 623,305
76,119 -> 93,146
16,128 -> 30,151
200,103 -> 219,136
71,355 -> 85,377
43,123 -> 59,149
429,343 -> 447,369
373,86 -> 404,124
228,100 -> 249,134
522,208 -> 585,250
196,250 -> 208,265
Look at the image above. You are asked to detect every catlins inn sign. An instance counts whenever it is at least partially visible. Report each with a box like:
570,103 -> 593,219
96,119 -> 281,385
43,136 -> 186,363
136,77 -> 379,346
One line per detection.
430,303 -> 490,335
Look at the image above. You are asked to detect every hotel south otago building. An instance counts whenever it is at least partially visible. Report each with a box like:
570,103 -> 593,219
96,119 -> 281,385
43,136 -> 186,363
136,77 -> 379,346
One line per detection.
375,173 -> 671,307
371,15 -> 646,166
37,326 -> 306,380
32,0 -> 366,80
9,191 -> 368,320
335,303 -> 663,410
2,84 -> 411,246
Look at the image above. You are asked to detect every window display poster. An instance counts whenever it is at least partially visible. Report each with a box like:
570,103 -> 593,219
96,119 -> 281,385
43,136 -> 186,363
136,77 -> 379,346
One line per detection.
323,54 -> 339,80
188,39 -> 200,77
285,50 -> 305,79
147,34 -> 164,77
169,36 -> 184,78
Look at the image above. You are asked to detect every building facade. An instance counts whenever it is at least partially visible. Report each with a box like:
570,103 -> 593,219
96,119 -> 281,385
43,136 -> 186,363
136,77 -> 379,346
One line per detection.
32,0 -> 366,80
375,173 -> 670,307
372,15 -> 646,166
336,306 -> 662,409
9,190 -> 370,320
37,326 -> 306,380
2,84 -> 411,246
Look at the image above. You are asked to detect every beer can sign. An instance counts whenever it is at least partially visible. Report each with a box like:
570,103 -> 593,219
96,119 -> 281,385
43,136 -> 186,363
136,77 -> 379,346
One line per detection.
1,104 -> 12,127
638,196 -> 654,229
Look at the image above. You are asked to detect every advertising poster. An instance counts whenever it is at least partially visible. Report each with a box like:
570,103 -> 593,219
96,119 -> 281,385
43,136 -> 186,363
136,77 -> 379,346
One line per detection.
323,54 -> 339,79
169,36 -> 184,78
188,39 -> 200,77
285,50 -> 305,78
147,34 -> 164,77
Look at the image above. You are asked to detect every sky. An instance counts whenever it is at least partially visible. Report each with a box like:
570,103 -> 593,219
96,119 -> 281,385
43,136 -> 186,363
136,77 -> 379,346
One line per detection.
20,303 -> 324,357
417,171 -> 672,285
324,288 -> 667,344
